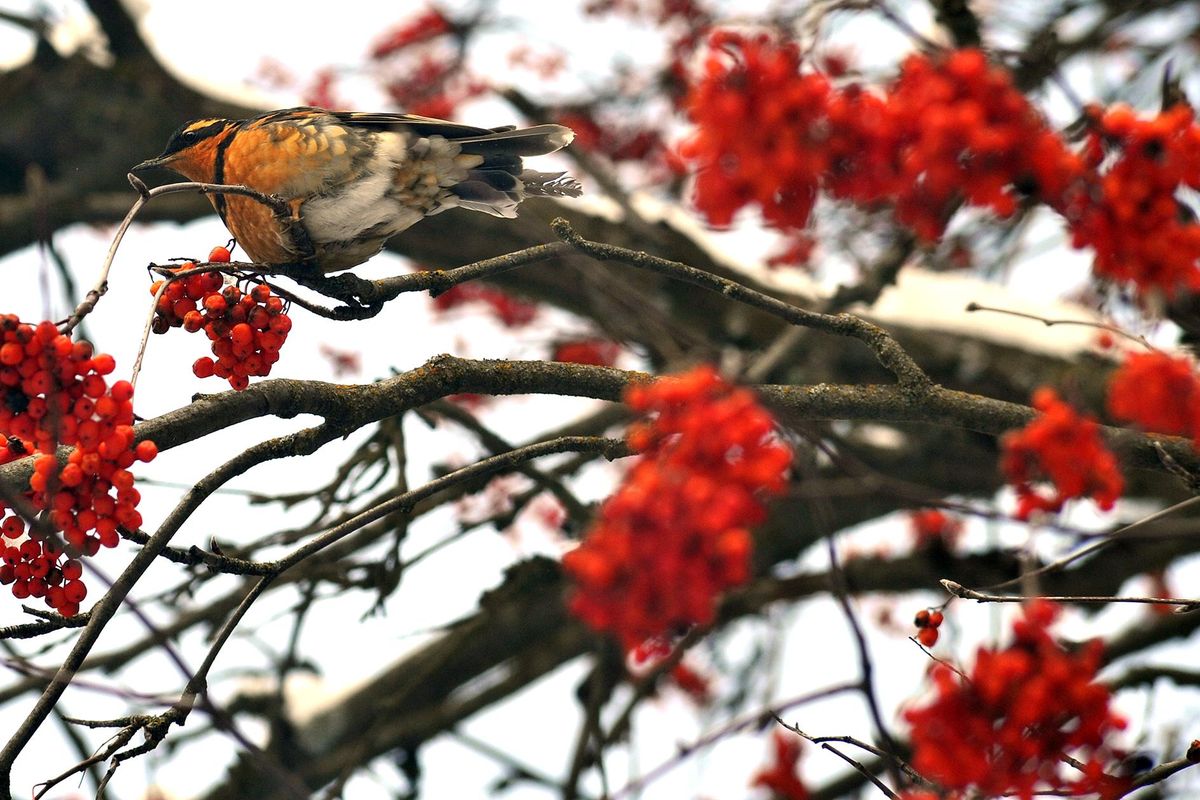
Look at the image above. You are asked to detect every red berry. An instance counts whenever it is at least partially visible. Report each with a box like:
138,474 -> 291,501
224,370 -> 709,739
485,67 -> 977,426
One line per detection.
230,323 -> 253,349
110,380 -> 134,403
208,245 -> 232,263
248,306 -> 271,330
172,299 -> 197,319
192,357 -> 215,378
63,580 -> 86,603
134,440 -> 157,462
184,276 -> 207,300
203,294 -> 228,316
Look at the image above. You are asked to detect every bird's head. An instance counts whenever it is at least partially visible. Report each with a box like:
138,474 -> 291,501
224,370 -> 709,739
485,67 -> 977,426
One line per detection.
131,118 -> 237,181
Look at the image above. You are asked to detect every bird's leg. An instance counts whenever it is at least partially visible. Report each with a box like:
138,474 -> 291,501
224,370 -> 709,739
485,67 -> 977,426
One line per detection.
264,197 -> 320,271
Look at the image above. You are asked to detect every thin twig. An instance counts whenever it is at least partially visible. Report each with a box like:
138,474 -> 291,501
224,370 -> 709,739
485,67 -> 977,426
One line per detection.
600,627 -> 707,750
609,682 -> 859,799
773,718 -> 902,799
159,437 -> 628,749
942,579 -> 1200,612
130,278 -> 168,391
965,302 -> 1154,350
982,495 -> 1200,592
551,218 -> 932,393
563,657 -> 611,800
0,420 -> 352,784
65,175 -> 304,334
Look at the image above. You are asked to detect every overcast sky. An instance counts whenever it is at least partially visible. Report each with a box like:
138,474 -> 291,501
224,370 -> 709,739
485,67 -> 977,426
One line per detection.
0,2 -> 1197,799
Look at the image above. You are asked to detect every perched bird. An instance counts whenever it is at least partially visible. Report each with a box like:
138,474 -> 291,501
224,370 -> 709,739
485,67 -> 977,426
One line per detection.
132,107 -> 581,272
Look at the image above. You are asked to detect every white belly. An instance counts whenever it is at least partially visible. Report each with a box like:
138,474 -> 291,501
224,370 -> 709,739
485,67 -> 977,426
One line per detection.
301,134 -> 426,244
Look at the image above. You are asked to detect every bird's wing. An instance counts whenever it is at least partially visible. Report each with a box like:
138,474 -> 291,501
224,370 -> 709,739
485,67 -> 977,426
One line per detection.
331,111 -> 573,157
329,111 -> 498,138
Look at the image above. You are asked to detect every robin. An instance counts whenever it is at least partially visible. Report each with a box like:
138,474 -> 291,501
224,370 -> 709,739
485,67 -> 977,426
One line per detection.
132,107 -> 581,272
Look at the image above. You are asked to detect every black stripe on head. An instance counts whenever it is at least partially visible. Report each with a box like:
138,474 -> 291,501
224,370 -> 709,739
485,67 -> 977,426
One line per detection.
156,118 -> 230,159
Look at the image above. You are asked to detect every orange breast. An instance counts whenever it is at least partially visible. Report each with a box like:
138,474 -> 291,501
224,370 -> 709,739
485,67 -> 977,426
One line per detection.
220,195 -> 295,265
178,120 -> 368,266
216,127 -> 325,265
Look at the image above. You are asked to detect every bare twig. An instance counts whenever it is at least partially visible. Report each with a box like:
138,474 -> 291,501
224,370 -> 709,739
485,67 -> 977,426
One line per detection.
773,719 -> 901,800
942,579 -> 1200,612
65,175 -> 312,335
965,302 -> 1154,351
0,420 -> 352,785
609,682 -> 859,799
981,495 -> 1200,592
551,218 -> 932,393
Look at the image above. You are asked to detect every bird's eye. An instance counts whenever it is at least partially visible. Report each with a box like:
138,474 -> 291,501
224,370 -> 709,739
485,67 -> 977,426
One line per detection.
180,131 -> 199,146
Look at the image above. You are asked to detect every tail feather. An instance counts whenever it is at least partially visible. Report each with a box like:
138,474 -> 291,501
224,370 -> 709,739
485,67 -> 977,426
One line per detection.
465,168 -> 522,192
449,180 -> 520,218
444,123 -> 580,215
521,170 -> 583,198
454,124 -> 575,157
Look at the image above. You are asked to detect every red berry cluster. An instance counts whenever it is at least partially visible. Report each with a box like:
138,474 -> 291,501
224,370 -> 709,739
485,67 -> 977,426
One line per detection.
913,607 -> 945,648
1000,388 -> 1123,519
751,731 -> 810,800
885,50 -> 1082,239
381,54 -> 487,120
680,36 -> 1079,240
0,316 -> 156,616
908,508 -> 963,551
303,68 -> 344,111
556,109 -> 666,167
766,233 -> 816,268
369,7 -> 451,59
666,661 -> 712,705
679,31 -> 829,229
318,344 -> 362,378
1107,350 -> 1200,441
1069,104 -> 1200,295
430,280 -> 539,328
682,35 -> 1200,296
562,365 -> 791,650
150,247 -> 292,391
629,637 -> 713,705
551,338 -> 621,367
301,5 -> 485,118
905,602 -> 1126,800
1,544 -> 88,619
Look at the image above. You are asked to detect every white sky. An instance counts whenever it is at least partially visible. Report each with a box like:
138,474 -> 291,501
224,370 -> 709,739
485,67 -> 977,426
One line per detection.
0,2 -> 1197,799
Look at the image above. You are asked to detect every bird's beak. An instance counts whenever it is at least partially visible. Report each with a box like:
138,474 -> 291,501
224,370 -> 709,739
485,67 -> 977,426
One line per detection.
130,155 -> 170,172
